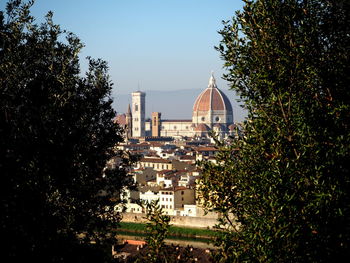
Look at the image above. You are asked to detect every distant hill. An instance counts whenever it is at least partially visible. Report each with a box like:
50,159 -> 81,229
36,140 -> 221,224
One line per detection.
112,89 -> 247,122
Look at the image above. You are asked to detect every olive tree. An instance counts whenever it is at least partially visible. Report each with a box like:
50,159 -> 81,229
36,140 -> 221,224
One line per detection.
198,1 -> 350,262
0,1 -> 132,261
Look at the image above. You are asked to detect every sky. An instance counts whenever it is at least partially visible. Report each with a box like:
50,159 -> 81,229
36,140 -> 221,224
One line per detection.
1,0 -> 247,121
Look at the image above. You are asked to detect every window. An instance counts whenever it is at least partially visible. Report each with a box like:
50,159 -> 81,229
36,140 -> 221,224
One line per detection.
166,198 -> 168,201
215,116 -> 220,122
174,126 -> 177,130
201,117 -> 205,121
135,104 -> 138,111
181,191 -> 184,195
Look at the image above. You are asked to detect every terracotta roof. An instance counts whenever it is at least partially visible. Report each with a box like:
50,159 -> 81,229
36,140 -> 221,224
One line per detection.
115,114 -> 126,125
196,146 -> 218,152
132,168 -> 144,172
194,123 -> 210,132
160,187 -> 175,191
174,186 -> 188,191
140,158 -> 171,163
149,142 -> 163,147
193,74 -> 233,112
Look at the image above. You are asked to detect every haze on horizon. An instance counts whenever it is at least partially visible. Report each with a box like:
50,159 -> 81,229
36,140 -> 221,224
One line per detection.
1,0 -> 247,121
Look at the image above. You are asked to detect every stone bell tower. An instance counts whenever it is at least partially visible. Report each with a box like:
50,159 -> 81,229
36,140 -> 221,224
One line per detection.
131,91 -> 145,137
125,104 -> 132,139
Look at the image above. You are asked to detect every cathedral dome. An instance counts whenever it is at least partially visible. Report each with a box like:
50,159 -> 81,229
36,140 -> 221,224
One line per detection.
193,74 -> 233,112
192,73 -> 234,127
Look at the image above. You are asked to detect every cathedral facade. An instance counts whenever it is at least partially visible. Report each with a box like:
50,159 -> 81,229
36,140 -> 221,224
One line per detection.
116,73 -> 235,139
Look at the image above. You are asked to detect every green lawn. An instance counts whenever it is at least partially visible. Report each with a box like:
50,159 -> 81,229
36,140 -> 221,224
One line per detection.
118,222 -> 218,239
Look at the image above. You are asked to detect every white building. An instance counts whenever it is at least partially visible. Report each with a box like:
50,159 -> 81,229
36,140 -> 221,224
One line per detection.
131,91 -> 146,137
140,188 -> 160,204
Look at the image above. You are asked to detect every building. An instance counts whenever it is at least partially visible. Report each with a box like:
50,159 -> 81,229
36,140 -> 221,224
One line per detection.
116,73 -> 234,139
125,104 -> 132,139
151,112 -> 161,137
131,91 -> 146,137
160,187 -> 196,216
192,73 -> 233,129
139,157 -> 173,171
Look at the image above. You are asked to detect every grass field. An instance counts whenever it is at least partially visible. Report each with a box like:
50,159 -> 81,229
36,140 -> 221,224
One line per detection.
118,222 -> 218,239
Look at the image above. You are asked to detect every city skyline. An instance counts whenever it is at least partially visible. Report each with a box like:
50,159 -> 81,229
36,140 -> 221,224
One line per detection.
114,85 -> 247,122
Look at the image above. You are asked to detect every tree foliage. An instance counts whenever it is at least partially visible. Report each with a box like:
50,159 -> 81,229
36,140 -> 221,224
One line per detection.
132,200 -> 196,263
138,200 -> 171,263
198,0 -> 350,262
0,1 -> 132,261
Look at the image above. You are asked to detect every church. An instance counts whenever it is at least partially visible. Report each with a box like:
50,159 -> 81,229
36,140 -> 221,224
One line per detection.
116,73 -> 236,139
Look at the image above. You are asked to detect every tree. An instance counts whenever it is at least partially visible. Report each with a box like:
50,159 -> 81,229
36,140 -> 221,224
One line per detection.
0,1 -> 133,261
132,200 -> 196,263
198,0 -> 350,262
136,200 -> 171,263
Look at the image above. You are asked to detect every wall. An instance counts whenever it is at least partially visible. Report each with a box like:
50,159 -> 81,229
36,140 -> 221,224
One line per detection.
174,188 -> 195,209
140,159 -> 173,171
121,212 -> 219,229
160,120 -> 193,137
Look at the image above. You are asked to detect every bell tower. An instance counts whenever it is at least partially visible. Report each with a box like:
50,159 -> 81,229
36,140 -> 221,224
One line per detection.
131,91 -> 145,137
151,112 -> 161,137
125,104 -> 132,139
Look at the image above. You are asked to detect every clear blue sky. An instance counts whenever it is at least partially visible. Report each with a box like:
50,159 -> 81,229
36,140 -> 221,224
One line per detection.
1,0 -> 247,121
